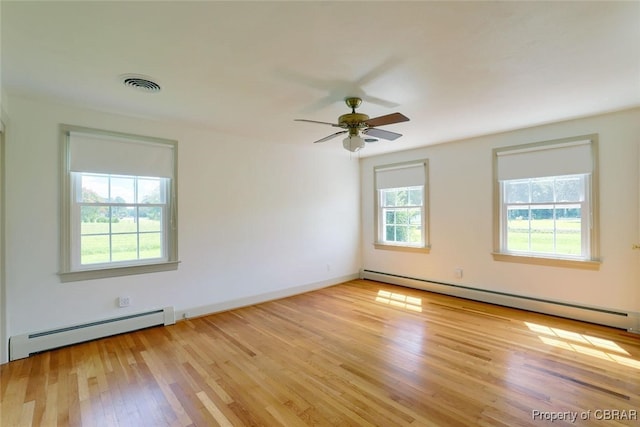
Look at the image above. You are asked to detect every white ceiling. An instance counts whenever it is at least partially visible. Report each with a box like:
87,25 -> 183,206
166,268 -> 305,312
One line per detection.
2,1 -> 639,156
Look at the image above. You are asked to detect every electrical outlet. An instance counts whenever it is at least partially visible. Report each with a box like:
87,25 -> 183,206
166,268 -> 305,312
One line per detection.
454,268 -> 463,279
118,296 -> 131,308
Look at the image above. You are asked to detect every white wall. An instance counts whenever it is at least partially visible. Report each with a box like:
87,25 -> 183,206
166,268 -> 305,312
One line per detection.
0,0 -> 7,363
361,108 -> 640,314
2,94 -> 361,362
0,126 -> 5,364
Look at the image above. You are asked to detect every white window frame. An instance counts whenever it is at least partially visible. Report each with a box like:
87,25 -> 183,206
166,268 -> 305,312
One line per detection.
59,125 -> 179,282
374,160 -> 430,252
492,135 -> 600,269
70,173 -> 170,270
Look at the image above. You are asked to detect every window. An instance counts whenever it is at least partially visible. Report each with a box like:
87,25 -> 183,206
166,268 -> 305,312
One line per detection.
60,125 -> 178,281
493,135 -> 599,267
503,175 -> 588,256
72,173 -> 168,266
380,186 -> 423,245
375,160 -> 429,251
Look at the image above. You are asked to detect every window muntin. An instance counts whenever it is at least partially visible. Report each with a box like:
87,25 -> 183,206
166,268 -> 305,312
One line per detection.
72,173 -> 168,269
380,186 -> 424,246
501,175 -> 589,258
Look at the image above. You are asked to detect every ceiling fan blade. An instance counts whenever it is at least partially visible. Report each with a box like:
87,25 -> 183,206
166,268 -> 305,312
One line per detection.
299,95 -> 338,114
295,119 -> 341,127
312,130 -> 348,144
364,112 -> 410,127
362,127 -> 403,141
361,94 -> 400,109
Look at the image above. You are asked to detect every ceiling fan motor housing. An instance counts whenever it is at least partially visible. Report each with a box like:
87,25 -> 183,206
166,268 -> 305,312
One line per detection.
338,112 -> 369,128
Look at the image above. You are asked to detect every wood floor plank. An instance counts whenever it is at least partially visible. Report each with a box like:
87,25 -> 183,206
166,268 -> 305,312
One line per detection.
2,279 -> 639,426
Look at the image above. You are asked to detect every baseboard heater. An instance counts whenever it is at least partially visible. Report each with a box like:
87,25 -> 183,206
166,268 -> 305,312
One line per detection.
361,270 -> 640,333
9,307 -> 175,361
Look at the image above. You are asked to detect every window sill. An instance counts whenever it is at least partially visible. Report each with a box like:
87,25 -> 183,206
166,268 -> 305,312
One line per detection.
374,243 -> 431,254
59,261 -> 180,282
491,252 -> 600,270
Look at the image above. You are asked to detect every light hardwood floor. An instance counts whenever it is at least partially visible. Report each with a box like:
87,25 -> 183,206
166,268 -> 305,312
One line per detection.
2,279 -> 639,426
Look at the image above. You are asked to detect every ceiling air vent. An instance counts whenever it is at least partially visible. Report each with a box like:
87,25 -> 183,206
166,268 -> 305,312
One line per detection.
120,74 -> 161,93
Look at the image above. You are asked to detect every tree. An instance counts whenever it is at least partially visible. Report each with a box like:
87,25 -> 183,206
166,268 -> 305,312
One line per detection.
81,187 -> 107,222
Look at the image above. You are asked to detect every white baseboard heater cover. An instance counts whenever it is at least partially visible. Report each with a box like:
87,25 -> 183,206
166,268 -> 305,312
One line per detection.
361,270 -> 640,333
9,307 -> 175,361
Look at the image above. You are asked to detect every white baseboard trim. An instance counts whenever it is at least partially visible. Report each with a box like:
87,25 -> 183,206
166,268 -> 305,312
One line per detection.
361,269 -> 639,333
175,273 -> 359,321
9,307 -> 175,361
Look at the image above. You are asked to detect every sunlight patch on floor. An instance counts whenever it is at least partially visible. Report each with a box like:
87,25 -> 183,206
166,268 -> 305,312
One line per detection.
525,322 -> 640,369
376,290 -> 423,312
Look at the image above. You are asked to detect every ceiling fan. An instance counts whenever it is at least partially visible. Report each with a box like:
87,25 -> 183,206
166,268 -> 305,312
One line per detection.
295,97 -> 410,152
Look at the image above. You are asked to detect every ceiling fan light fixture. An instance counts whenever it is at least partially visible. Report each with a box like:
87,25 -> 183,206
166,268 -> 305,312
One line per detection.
343,135 -> 365,152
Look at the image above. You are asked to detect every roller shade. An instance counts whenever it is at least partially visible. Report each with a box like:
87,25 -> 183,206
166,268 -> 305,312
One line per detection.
497,139 -> 592,181
69,131 -> 175,178
375,161 -> 425,190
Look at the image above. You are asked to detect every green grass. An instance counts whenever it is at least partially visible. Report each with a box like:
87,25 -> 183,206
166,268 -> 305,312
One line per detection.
80,218 -> 162,264
507,218 -> 582,255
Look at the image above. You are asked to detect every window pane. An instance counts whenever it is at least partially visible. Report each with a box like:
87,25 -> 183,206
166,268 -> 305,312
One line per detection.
395,190 -> 409,206
385,226 -> 395,241
110,176 -> 135,203
531,178 -> 554,203
81,174 -> 109,202
81,235 -> 110,264
409,209 -> 421,225
557,206 -> 582,255
530,208 -> 554,253
395,226 -> 407,242
555,176 -> 584,202
556,205 -> 581,221
396,210 -> 409,225
506,229 -> 529,252
111,233 -> 138,262
381,190 -> 396,207
80,206 -> 109,230
408,187 -> 423,206
139,178 -> 164,204
505,181 -> 529,203
385,210 -> 395,225
140,233 -> 162,259
408,226 -> 421,243
506,210 -> 529,251
507,207 -> 529,221
556,230 -> 582,255
139,207 -> 162,231
530,230 -> 554,253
